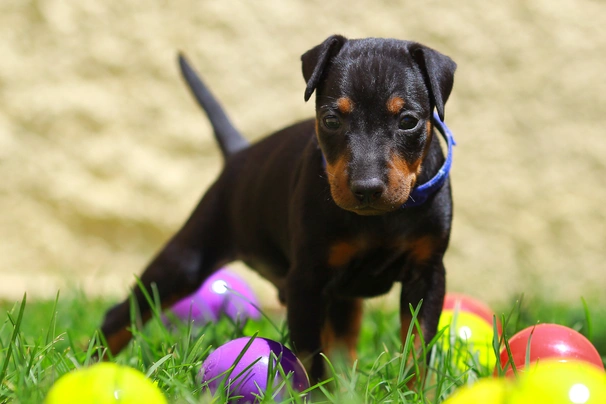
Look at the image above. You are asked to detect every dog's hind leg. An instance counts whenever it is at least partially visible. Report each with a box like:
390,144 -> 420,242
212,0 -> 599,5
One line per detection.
100,179 -> 235,355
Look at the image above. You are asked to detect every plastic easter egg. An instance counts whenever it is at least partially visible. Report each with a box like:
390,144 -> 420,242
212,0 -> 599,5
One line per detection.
499,324 -> 604,376
442,377 -> 509,403
508,359 -> 606,403
443,293 -> 501,333
45,362 -> 167,404
168,269 -> 260,325
439,309 -> 497,370
199,337 -> 309,403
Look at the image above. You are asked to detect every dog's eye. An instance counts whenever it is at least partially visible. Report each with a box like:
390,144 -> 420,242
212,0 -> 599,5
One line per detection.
323,115 -> 341,130
398,115 -> 419,131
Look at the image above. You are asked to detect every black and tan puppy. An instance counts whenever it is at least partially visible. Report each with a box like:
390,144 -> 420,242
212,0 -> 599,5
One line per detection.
100,35 -> 456,381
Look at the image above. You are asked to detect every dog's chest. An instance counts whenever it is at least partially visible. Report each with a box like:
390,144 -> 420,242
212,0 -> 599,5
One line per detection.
323,236 -> 421,298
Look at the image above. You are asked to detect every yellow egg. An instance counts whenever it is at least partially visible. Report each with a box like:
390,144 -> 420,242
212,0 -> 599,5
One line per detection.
442,378 -> 509,403
438,309 -> 497,371
508,359 -> 606,404
45,362 -> 167,404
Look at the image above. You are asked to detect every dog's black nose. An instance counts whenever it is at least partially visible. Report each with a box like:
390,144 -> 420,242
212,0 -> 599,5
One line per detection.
350,178 -> 385,203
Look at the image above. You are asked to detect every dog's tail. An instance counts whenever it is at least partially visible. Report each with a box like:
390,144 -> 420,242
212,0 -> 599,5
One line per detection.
178,53 -> 249,159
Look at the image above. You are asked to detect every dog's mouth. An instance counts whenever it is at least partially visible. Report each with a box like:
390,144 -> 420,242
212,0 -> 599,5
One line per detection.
349,205 -> 387,216
329,180 -> 414,216
347,198 -> 409,216
345,187 -> 413,215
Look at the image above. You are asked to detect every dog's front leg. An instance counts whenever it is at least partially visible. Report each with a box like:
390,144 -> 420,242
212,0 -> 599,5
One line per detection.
400,257 -> 446,384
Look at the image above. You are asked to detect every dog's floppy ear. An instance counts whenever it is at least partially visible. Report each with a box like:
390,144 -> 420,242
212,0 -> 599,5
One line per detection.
301,35 -> 347,102
411,44 -> 457,121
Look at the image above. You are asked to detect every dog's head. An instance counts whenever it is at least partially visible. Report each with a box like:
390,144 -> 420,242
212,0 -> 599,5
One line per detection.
302,35 -> 456,216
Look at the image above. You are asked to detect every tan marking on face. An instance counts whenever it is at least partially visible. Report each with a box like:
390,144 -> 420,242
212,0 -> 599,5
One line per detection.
409,157 -> 423,178
326,154 -> 355,207
387,96 -> 405,114
413,121 -> 434,176
394,122 -> 431,181
385,153 -> 417,205
389,153 -> 413,184
315,119 -> 320,136
336,97 -> 354,114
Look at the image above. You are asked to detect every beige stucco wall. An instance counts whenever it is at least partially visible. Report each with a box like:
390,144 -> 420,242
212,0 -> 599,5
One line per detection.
1,0 -> 605,308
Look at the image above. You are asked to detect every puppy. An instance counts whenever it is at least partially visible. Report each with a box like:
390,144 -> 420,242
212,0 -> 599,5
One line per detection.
100,35 -> 456,382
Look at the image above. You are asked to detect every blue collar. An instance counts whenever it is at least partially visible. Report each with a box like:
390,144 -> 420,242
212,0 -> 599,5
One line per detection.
320,111 -> 455,209
400,111 -> 455,208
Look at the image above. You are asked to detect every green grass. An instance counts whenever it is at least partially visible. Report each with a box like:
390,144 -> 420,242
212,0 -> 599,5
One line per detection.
0,291 -> 604,403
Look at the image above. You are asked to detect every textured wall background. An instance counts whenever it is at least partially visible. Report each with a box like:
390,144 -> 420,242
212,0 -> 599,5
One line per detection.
1,0 -> 604,307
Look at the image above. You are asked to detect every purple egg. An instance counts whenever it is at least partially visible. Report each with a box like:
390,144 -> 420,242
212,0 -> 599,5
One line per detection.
168,269 -> 260,325
199,337 -> 310,403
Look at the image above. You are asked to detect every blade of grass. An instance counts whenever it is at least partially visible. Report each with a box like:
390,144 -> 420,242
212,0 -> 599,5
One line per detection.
492,315 -> 502,374
524,325 -> 536,372
0,293 -> 27,385
496,296 -> 525,377
581,297 -> 593,341
44,291 -> 60,346
146,353 -> 172,378
184,333 -> 210,366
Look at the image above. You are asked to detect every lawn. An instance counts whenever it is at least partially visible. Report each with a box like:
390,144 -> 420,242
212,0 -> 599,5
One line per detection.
0,291 -> 604,403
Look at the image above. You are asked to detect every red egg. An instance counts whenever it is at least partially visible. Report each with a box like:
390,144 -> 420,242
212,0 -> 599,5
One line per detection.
499,323 -> 604,377
443,293 -> 502,334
